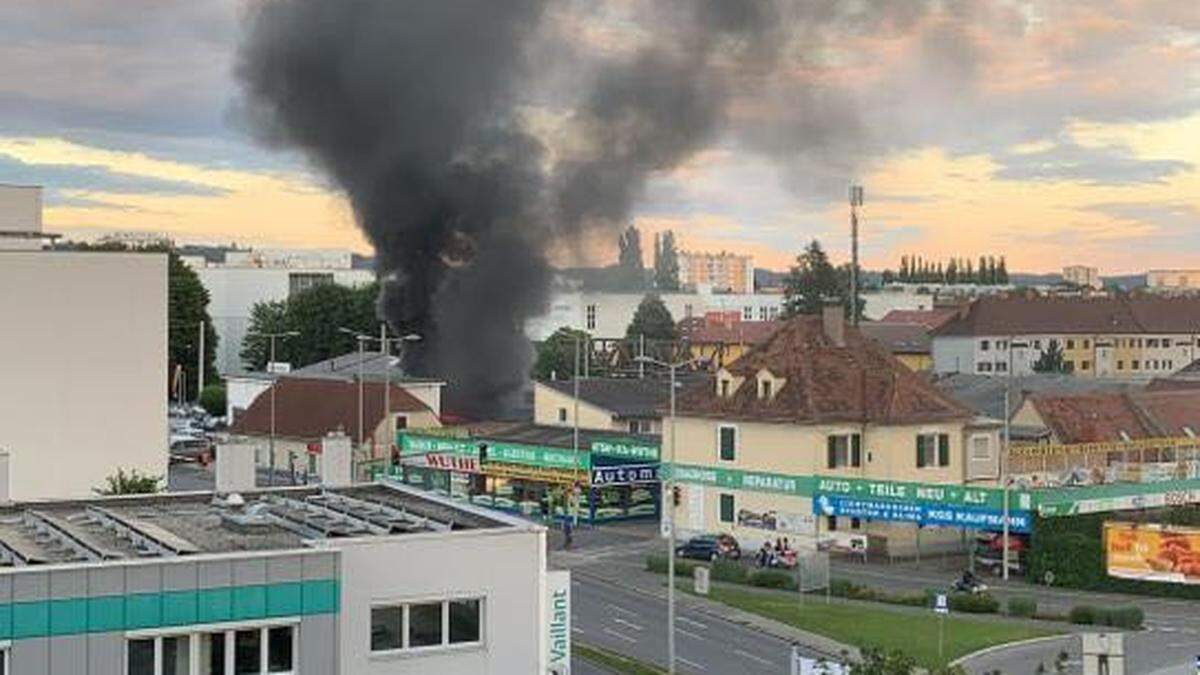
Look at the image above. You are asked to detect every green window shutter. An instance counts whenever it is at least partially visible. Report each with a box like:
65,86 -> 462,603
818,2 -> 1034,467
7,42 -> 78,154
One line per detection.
851,434 -> 862,467
719,427 -> 736,461
719,494 -> 734,523
916,436 -> 925,468
938,434 -> 950,467
827,436 -> 837,468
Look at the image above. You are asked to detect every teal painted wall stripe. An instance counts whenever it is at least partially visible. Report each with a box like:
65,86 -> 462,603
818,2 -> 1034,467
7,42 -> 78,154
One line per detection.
0,579 -> 339,640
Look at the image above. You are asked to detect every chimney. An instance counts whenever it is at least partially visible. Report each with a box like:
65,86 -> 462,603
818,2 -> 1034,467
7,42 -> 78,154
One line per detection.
822,303 -> 845,347
319,430 -> 353,487
216,441 -> 258,493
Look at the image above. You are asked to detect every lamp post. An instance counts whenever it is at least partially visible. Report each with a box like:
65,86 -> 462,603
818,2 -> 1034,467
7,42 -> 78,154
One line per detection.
634,354 -> 698,675
338,328 -> 372,460
1003,338 -> 1029,581
573,336 -> 582,525
384,329 -> 421,472
249,330 -> 299,487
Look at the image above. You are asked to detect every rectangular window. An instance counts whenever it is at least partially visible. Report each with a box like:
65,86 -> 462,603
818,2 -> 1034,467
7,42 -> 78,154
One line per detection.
267,627 -> 294,673
743,306 -> 753,320
760,380 -> 772,399
850,517 -> 862,530
163,636 -> 191,675
1034,340 -> 1042,349
1066,339 -> 1075,349
718,425 -> 736,461
979,340 -> 989,351
128,639 -> 155,675
917,433 -> 950,468
827,516 -> 838,531
628,419 -> 642,434
1064,361 -> 1075,373
130,625 -> 293,675
759,306 -> 768,321
1117,360 -> 1124,371
1148,338 -> 1159,348
371,599 -> 484,653
1084,339 -> 1090,349
970,435 -> 992,461
585,305 -> 597,330
1081,360 -> 1090,371
976,362 -> 992,373
557,408 -> 567,423
1132,360 -> 1140,370
718,493 -> 735,523
995,361 -> 1007,373
826,434 -> 862,468
234,629 -> 261,675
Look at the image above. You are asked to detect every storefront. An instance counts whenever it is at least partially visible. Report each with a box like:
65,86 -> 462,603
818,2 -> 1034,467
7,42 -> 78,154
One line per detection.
393,429 -> 661,524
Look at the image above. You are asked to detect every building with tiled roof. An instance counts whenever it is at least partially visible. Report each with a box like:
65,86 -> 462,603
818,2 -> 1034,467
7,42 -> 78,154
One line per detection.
1012,389 -> 1200,445
677,312 -> 781,369
931,296 -> 1200,380
879,308 -> 959,331
859,322 -> 934,371
533,377 -> 688,434
667,307 -> 1002,557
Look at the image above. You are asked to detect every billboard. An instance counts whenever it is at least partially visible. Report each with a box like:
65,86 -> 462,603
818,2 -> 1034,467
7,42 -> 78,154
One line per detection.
1105,521 -> 1200,585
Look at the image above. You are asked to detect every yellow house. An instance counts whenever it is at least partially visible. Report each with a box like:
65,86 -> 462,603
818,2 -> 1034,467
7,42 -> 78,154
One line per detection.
860,322 -> 934,372
678,313 -> 780,370
667,307 -> 1002,557
533,378 -> 670,434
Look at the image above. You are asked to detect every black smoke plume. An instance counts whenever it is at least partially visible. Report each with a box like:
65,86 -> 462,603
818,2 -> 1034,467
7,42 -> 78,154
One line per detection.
237,0 -> 788,416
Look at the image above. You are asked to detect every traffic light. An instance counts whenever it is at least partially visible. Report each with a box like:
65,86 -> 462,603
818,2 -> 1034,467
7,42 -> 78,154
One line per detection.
478,443 -> 488,464
672,485 -> 682,507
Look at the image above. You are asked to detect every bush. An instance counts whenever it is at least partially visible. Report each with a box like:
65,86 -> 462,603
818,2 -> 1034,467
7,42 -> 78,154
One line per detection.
710,559 -> 747,584
1069,605 -> 1098,625
748,569 -> 796,590
1008,596 -> 1038,618
948,592 -> 1000,614
829,578 -> 859,597
645,554 -> 698,577
1098,606 -> 1144,629
198,383 -> 226,417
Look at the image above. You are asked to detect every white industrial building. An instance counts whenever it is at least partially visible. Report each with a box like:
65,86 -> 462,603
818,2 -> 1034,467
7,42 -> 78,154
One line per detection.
0,184 -> 168,501
187,252 -> 375,374
0,471 -> 566,674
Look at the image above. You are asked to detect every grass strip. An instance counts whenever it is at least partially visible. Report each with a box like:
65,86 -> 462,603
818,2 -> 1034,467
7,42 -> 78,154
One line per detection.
575,642 -> 668,675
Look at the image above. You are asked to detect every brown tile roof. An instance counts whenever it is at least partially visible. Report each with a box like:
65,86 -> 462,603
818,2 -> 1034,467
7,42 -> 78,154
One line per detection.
676,315 -> 972,425
231,377 -> 431,441
678,317 -> 781,346
859,322 -> 932,355
879,309 -> 958,330
1029,389 -> 1200,443
933,296 -> 1200,336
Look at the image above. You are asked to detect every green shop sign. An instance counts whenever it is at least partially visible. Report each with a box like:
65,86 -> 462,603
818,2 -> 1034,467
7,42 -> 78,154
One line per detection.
590,439 -> 659,462
665,462 -> 1021,510
398,433 -> 589,470
1035,478 -> 1200,517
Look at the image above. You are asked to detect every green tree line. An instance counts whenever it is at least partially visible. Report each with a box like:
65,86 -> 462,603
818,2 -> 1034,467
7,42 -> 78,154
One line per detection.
884,254 -> 1008,285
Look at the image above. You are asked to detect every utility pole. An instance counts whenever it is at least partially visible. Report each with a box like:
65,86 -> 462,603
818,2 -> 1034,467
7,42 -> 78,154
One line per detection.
197,320 -> 205,401
849,184 -> 864,326
252,330 -> 299,487
572,336 -> 581,525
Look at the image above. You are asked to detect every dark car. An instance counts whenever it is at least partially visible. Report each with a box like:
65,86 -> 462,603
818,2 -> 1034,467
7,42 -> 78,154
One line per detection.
675,534 -> 741,561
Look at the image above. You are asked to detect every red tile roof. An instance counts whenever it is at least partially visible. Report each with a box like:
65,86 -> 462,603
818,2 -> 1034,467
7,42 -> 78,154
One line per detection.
934,296 -> 1200,336
859,322 -> 932,355
1028,389 -> 1200,443
676,315 -> 972,425
231,377 -> 431,441
879,309 -> 958,330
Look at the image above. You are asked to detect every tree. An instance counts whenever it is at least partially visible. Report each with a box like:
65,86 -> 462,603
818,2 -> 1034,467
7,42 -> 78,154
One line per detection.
626,294 -> 677,341
97,468 -> 162,496
532,327 -> 591,380
997,256 -> 1009,284
199,383 -> 227,417
240,282 -> 380,370
617,225 -> 645,289
653,230 -> 680,291
946,258 -> 958,285
783,240 -> 840,317
1032,341 -> 1068,373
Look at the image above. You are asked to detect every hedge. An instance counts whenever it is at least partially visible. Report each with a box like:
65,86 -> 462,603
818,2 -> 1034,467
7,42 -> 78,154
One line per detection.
711,559 -> 748,584
1070,605 -> 1144,629
645,554 -> 698,577
948,592 -> 1000,614
1030,506 -> 1200,600
1007,596 -> 1038,618
748,569 -> 796,590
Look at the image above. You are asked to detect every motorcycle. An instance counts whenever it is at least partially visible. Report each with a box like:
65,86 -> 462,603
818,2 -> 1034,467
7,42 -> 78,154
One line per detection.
952,571 -> 989,595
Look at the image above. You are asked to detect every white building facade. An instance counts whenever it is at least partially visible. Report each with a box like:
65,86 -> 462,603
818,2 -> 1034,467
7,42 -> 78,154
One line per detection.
0,250 -> 167,500
527,289 -> 784,340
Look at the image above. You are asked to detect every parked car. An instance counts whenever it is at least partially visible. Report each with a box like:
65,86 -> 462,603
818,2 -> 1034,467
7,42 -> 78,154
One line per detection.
973,532 -> 1027,576
675,534 -> 741,561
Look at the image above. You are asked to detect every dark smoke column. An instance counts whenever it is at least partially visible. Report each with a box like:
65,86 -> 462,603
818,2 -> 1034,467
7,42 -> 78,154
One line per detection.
237,0 -> 554,416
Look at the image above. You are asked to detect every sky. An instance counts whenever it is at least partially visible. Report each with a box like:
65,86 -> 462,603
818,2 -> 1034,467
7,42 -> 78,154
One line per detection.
1,0 -> 1197,274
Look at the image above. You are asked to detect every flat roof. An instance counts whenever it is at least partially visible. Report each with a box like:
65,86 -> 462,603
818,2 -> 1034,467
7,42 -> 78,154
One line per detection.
0,482 -> 516,567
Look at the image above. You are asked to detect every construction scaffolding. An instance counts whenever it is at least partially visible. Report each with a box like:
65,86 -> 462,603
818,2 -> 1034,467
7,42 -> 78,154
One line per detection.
1010,436 -> 1200,488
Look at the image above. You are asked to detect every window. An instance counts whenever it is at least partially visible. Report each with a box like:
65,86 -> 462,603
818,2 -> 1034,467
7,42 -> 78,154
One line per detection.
1067,339 -> 1075,349
1034,340 -> 1042,349
917,433 -> 950,468
995,361 -> 1007,373
976,362 -> 992,373
585,305 -> 597,330
827,516 -> 838,531
1132,360 -> 1140,370
371,598 -> 484,654
1081,360 -> 1090,371
684,304 -> 693,318
1117,360 -> 1124,371
129,624 -> 294,675
287,272 -> 333,296
719,494 -> 735,523
1083,339 -> 1090,349
996,340 -> 1007,350
1148,338 -> 1159,348
758,306 -> 768,321
557,408 -> 567,423
719,379 -> 730,397
769,306 -> 779,320
743,306 -> 754,320
628,419 -> 643,434
718,425 -> 737,461
850,517 -> 862,530
760,379 -> 772,399
979,340 -> 990,351
970,435 -> 992,461
1049,338 -> 1059,349
826,434 -> 862,469
1064,360 -> 1075,373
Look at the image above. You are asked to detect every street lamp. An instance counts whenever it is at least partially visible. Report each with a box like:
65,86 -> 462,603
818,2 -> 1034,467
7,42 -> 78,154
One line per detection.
1003,338 -> 1029,581
248,330 -> 299,487
338,328 -> 373,456
634,354 -> 699,675
339,327 -> 420,478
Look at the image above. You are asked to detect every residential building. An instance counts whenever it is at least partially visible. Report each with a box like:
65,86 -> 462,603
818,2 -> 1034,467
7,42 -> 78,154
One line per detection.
225,351 -> 445,423
859,322 -> 934,371
677,250 -> 754,294
190,250 -> 375,374
534,378 -> 677,434
397,422 -> 660,523
878,308 -> 959,331
678,312 -> 780,369
667,307 -> 1004,557
230,377 -> 441,474
1012,389 -> 1200,445
931,297 -> 1200,379
527,289 -> 782,341
1147,269 -> 1200,292
1062,265 -> 1101,290
0,189 -> 166,501
0,479 -> 560,674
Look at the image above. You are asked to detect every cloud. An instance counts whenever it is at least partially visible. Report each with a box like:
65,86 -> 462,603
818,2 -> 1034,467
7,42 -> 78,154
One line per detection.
992,141 -> 1193,185
1083,201 -> 1200,229
0,153 -> 228,198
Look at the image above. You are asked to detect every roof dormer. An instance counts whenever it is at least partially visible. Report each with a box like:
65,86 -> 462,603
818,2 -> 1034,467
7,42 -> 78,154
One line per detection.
756,368 -> 786,401
716,368 -> 744,399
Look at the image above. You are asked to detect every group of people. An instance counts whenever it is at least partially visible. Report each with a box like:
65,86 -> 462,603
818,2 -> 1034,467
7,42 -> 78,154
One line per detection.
755,537 -> 796,569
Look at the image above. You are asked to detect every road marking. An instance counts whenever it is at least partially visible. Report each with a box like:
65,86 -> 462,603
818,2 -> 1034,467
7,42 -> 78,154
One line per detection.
613,617 -> 645,632
734,649 -> 775,667
678,616 -> 708,630
572,627 -> 585,635
602,628 -> 638,644
1166,642 -> 1196,648
678,656 -> 707,671
676,628 -> 705,641
607,603 -> 640,618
